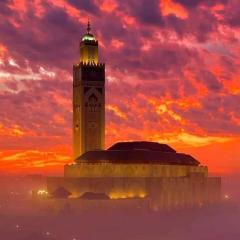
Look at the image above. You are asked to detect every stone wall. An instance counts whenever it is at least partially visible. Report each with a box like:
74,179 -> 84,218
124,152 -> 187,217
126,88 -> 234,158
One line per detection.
148,176 -> 221,210
47,175 -> 221,210
64,163 -> 208,178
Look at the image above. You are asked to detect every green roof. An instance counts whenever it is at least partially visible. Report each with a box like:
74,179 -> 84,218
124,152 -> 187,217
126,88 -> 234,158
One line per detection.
82,33 -> 96,41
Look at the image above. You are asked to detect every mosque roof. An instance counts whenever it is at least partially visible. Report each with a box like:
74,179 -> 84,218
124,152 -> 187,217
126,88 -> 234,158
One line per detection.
80,192 -> 110,200
51,187 -> 71,198
108,141 -> 176,152
82,33 -> 96,42
81,21 -> 96,42
76,141 -> 200,166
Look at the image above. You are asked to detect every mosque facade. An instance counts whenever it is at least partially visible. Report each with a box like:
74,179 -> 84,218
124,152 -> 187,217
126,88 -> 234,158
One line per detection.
47,23 -> 221,211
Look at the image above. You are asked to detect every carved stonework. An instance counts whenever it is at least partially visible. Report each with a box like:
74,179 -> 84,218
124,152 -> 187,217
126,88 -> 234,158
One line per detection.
73,64 -> 105,159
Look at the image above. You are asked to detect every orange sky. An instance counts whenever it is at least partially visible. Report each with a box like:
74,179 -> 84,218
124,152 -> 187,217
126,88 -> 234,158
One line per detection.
0,0 -> 240,175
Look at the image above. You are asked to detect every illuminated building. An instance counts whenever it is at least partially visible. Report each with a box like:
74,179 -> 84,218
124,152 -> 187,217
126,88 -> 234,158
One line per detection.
47,22 -> 221,211
73,21 -> 105,159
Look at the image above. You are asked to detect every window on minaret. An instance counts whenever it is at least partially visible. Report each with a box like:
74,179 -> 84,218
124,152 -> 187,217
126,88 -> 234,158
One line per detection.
87,93 -> 98,112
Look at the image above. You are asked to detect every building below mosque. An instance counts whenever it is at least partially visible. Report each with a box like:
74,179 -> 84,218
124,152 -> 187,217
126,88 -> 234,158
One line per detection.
47,141 -> 221,211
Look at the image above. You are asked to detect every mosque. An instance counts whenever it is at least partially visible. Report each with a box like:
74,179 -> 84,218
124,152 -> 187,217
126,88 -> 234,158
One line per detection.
47,23 -> 221,210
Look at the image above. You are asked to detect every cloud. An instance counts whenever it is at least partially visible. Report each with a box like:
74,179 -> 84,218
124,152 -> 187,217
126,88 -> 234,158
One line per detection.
174,0 -> 228,9
118,0 -> 164,25
0,0 -> 239,174
67,0 -> 100,14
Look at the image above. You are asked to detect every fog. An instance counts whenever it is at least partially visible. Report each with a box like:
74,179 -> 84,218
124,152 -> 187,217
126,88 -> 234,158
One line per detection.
0,175 -> 239,240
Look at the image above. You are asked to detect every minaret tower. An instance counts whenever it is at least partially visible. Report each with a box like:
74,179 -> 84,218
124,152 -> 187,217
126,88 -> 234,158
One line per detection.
73,21 -> 105,159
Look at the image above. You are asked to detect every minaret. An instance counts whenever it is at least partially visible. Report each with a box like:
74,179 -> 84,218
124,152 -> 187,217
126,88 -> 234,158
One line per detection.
73,21 -> 105,160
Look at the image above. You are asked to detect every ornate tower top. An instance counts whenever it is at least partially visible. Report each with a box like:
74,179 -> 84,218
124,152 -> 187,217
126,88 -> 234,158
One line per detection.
81,20 -> 96,42
87,20 -> 91,34
80,20 -> 98,63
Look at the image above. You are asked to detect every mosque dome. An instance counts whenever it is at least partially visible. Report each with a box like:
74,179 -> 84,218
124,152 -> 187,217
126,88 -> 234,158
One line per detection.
76,141 -> 200,166
82,33 -> 96,42
81,21 -> 96,42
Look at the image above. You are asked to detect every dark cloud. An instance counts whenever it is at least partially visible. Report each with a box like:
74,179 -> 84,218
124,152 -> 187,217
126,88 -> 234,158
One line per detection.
173,0 -> 202,8
0,4 -> 83,70
67,0 -> 100,14
197,70 -> 223,92
0,78 -> 71,150
0,0 -> 11,16
174,0 -> 229,8
173,93 -> 240,135
225,3 -> 240,27
166,9 -> 218,42
119,0 -> 163,25
97,13 -> 128,42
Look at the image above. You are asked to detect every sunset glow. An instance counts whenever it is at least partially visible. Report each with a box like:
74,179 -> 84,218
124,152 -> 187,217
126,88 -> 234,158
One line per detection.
0,0 -> 240,174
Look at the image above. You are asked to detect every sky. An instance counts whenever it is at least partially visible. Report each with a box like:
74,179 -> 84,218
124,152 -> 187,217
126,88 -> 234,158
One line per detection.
0,0 -> 239,174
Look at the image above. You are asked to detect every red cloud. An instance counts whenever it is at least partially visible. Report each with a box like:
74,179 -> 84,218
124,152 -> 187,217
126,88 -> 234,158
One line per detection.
0,0 -> 239,174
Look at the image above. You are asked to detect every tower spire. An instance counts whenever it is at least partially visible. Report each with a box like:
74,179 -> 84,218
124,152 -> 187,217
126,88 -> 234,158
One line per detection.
87,19 -> 91,34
